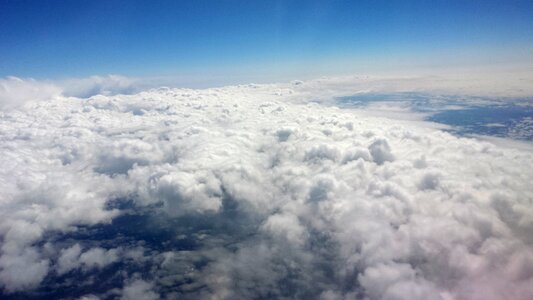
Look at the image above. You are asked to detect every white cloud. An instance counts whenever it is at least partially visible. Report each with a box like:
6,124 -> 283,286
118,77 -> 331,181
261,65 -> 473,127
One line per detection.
368,138 -> 395,165
0,247 -> 49,292
0,76 -> 61,109
0,75 -> 144,109
57,244 -> 119,275
79,247 -> 119,270
261,213 -> 308,246
0,77 -> 532,299
121,279 -> 159,300
57,244 -> 82,275
61,75 -> 140,98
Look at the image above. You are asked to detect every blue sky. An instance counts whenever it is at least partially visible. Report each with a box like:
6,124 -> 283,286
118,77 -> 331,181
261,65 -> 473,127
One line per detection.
1,0 -> 533,81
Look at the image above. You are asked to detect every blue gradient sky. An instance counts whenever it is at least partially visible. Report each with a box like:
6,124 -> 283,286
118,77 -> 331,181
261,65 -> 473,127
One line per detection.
1,0 -> 533,81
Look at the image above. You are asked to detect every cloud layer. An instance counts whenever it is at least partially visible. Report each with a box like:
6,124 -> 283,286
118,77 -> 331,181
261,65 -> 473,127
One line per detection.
0,79 -> 532,299
0,75 -> 142,109
0,77 -> 62,109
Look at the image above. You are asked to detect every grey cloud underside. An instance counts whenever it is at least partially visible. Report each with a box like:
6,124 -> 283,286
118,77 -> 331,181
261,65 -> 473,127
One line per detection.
0,81 -> 532,300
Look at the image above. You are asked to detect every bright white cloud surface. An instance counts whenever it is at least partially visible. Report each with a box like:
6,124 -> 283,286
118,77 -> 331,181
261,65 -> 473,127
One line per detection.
0,78 -> 532,299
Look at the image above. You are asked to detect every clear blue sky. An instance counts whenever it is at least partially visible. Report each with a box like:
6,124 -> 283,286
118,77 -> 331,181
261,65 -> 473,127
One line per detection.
1,0 -> 532,80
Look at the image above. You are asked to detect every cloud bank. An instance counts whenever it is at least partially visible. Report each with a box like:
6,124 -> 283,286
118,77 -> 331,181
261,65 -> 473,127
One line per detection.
0,77 -> 62,109
0,78 -> 532,299
0,75 -> 142,109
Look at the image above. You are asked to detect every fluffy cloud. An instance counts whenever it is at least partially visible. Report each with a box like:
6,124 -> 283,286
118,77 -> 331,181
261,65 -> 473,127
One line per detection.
0,78 -> 532,299
0,75 -> 143,109
57,244 -> 119,275
121,279 -> 159,300
0,76 -> 61,109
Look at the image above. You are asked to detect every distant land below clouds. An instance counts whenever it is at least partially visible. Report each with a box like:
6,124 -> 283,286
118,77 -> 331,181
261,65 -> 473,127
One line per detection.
338,92 -> 533,141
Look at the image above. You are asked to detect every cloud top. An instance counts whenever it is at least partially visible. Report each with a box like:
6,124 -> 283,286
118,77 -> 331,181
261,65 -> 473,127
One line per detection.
0,76 -> 62,109
0,78 -> 532,299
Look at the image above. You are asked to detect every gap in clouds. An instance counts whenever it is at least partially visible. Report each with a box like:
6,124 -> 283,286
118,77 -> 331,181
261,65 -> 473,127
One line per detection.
338,92 -> 533,141
2,193 -> 275,299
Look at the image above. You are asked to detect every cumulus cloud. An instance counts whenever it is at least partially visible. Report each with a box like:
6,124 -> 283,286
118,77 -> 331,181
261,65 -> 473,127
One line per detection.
0,247 -> 49,292
0,75 -> 144,109
0,76 -> 62,109
121,279 -> 159,300
57,244 -> 119,275
0,78 -> 532,299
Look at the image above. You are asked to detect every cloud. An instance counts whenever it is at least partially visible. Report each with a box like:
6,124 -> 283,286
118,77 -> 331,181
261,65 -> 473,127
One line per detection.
0,75 -> 144,109
57,244 -> 83,275
121,279 -> 159,300
0,76 -> 62,109
60,75 -> 141,98
0,247 -> 49,292
57,244 -> 119,275
0,77 -> 532,299
368,138 -> 395,165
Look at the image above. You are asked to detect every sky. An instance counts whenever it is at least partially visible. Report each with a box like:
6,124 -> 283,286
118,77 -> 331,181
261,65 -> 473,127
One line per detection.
1,0 -> 533,82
